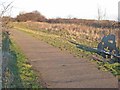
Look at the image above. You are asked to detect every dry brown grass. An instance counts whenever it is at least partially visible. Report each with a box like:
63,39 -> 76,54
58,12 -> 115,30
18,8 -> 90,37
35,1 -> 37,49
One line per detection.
12,21 -> 119,48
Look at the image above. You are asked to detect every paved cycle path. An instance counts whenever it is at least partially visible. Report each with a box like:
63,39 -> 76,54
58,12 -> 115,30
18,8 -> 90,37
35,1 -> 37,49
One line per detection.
10,29 -> 118,88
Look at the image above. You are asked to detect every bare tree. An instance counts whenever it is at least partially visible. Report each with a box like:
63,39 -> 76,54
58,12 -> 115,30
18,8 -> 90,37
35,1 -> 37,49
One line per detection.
0,1 -> 13,28
97,6 -> 106,21
0,1 -> 13,16
97,7 -> 101,21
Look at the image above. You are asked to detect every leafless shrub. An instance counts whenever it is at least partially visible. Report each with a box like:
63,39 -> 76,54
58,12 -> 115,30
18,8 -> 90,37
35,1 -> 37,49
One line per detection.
16,10 -> 47,22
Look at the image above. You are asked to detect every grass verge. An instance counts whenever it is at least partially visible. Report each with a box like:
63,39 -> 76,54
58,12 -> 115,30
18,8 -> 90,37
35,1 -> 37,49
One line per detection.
3,31 -> 42,88
10,38 -> 41,88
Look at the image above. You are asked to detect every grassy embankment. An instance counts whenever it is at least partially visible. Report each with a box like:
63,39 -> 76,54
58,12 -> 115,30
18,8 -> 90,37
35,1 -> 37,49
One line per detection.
11,22 -> 120,77
2,31 -> 42,88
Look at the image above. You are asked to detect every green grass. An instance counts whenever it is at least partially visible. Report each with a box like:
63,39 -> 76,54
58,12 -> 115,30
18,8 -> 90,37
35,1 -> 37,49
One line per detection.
2,32 -> 42,88
10,39 -> 41,88
11,23 -> 120,78
13,26 -> 94,59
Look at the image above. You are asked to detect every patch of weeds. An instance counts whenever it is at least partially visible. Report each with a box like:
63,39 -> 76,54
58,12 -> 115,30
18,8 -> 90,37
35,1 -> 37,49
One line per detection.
8,38 -> 42,88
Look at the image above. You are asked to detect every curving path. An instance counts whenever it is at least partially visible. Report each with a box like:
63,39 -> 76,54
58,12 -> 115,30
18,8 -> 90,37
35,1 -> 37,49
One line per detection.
10,29 -> 118,88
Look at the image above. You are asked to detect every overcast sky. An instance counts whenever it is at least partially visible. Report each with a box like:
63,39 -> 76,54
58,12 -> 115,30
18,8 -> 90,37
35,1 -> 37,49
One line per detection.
0,0 -> 119,20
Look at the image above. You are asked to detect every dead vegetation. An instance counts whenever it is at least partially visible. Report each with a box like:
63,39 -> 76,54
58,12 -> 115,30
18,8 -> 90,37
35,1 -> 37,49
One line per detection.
12,21 -> 119,49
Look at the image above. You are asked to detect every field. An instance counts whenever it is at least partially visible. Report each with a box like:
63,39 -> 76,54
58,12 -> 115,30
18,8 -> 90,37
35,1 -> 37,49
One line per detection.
11,21 -> 120,48
10,21 -> 120,78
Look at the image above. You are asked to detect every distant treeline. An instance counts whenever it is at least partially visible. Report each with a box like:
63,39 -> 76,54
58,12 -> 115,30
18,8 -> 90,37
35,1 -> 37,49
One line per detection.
47,18 -> 119,29
2,10 -> 119,28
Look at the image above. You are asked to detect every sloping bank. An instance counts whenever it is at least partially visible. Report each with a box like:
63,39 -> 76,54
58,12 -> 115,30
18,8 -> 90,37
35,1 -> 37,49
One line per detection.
2,31 -> 42,88
13,26 -> 120,77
